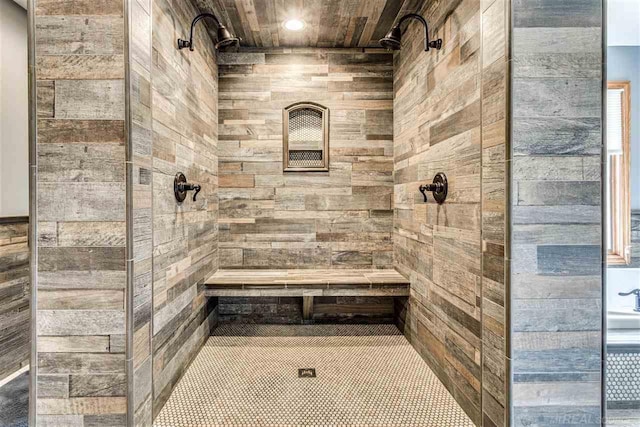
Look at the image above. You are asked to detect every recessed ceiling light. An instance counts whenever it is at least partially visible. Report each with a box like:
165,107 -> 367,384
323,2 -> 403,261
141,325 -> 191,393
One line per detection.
283,19 -> 305,31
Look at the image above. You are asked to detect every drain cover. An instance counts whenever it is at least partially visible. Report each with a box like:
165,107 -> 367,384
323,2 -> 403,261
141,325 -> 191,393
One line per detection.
298,368 -> 316,378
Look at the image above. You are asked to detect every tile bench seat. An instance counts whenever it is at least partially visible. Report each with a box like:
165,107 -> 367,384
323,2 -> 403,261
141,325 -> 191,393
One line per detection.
204,269 -> 410,320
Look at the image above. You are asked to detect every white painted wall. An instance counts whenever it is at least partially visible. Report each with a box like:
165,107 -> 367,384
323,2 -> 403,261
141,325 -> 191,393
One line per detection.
608,0 -> 640,46
607,268 -> 640,311
0,0 -> 29,216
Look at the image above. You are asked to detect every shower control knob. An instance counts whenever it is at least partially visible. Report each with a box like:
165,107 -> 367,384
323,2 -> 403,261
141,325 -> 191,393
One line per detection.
419,172 -> 448,204
174,172 -> 202,203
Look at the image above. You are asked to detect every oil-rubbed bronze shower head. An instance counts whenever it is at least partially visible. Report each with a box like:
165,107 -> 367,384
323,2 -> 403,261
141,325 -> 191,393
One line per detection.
379,26 -> 402,50
379,13 -> 442,52
178,13 -> 239,51
215,25 -> 240,49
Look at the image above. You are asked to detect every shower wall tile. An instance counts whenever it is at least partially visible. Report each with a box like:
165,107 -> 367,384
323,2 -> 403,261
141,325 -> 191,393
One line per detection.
217,48 -> 394,270
37,336 -> 110,353
69,374 -> 127,397
0,220 -> 30,383
512,118 -> 601,155
35,55 -> 125,80
150,0 -> 219,419
512,79 -> 601,118
510,0 -> 604,425
34,0 -> 128,424
129,0 -> 154,424
34,16 -> 125,55
35,0 -> 124,16
217,296 -> 395,324
36,182 -> 126,221
36,119 -> 125,145
54,80 -> 126,120
34,0 -> 221,424
393,0 -> 511,425
36,81 -> 55,117
512,0 -> 602,28
393,0 -> 485,424
480,1 -> 509,426
536,245 -> 601,276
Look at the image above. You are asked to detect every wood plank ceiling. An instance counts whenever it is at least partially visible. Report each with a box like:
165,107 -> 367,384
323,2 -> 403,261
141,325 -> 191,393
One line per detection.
194,0 -> 425,48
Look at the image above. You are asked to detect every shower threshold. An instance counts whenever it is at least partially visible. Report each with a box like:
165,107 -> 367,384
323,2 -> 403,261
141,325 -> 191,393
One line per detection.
154,324 -> 473,427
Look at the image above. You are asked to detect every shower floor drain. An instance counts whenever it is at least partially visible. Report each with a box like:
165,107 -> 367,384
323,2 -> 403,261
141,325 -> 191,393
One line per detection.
298,368 -> 316,378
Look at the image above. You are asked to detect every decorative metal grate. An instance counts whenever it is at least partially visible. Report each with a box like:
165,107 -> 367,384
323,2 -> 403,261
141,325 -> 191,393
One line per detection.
289,108 -> 323,143
607,350 -> 640,406
289,150 -> 323,168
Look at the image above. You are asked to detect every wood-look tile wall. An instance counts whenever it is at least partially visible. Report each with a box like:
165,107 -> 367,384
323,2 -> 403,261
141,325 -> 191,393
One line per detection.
219,296 -> 394,324
129,0 -> 154,424
510,0 -> 603,425
480,0 -> 510,426
0,220 -> 30,382
34,1 -> 128,425
217,49 -> 394,269
393,0 -> 482,422
392,0 -> 510,425
150,0 -> 219,419
32,0 -> 219,424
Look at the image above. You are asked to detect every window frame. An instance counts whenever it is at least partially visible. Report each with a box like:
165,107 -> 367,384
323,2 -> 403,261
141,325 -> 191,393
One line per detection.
607,81 -> 632,265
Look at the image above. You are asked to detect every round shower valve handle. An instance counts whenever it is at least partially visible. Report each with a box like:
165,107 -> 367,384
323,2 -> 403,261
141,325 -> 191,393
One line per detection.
419,172 -> 448,204
174,172 -> 201,203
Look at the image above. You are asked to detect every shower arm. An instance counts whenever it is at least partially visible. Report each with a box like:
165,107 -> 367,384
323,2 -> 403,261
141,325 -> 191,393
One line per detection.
178,13 -> 222,51
397,13 -> 441,51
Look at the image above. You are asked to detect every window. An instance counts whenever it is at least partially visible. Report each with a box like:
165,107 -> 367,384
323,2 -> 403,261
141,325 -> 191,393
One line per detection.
283,102 -> 329,172
607,81 -> 631,265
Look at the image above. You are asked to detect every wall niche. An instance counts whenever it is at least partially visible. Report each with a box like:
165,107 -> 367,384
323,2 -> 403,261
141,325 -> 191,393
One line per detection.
283,102 -> 329,172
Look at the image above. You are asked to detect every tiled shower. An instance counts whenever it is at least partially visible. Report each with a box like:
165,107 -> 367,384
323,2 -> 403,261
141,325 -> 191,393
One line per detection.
0,0 -> 620,426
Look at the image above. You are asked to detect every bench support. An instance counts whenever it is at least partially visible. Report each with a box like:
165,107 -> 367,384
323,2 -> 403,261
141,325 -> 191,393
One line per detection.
302,296 -> 314,321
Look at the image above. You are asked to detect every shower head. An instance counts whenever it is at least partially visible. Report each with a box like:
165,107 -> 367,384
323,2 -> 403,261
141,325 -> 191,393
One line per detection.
178,13 -> 239,52
379,13 -> 442,52
379,26 -> 402,50
215,25 -> 239,49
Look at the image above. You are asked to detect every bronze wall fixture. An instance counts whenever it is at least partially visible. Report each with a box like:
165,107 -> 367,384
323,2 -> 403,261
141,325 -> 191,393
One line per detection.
419,172 -> 448,204
174,172 -> 201,202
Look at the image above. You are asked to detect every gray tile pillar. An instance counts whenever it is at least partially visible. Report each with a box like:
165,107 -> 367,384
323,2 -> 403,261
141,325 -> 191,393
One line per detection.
510,1 -> 604,425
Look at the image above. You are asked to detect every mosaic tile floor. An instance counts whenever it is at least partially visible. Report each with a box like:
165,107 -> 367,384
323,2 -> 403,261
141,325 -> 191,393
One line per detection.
155,324 -> 474,427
